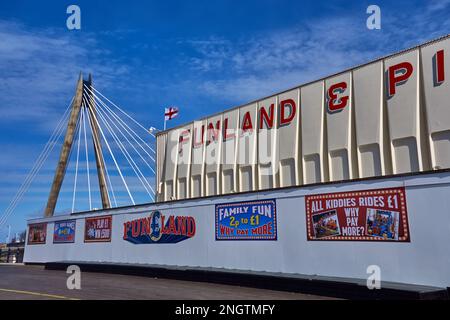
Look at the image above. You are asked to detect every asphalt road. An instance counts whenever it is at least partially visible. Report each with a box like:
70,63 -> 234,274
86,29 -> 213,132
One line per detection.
0,264 -> 335,300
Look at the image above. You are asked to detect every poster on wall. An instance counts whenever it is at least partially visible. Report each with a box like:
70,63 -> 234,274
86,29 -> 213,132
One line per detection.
305,187 -> 410,241
27,223 -> 47,245
53,220 -> 76,243
215,199 -> 277,240
84,215 -> 112,242
123,211 -> 196,244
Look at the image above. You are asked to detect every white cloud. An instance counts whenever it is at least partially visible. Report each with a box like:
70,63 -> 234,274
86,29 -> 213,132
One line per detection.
0,20 -> 130,126
180,8 -> 449,103
426,0 -> 450,12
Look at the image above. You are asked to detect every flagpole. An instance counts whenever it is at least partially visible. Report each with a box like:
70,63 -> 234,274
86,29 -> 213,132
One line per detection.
164,117 -> 167,131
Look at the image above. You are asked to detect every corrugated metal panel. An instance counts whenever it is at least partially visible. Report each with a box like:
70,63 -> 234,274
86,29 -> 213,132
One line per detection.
190,120 -> 206,199
326,72 -> 358,181
301,81 -> 328,184
205,115 -> 222,196
237,103 -> 258,192
353,61 -> 392,178
221,109 -> 239,194
156,133 -> 167,202
278,89 -> 301,187
257,96 -> 277,190
163,129 -> 179,201
421,37 -> 450,170
385,49 -> 431,174
176,124 -> 192,200
155,36 -> 450,201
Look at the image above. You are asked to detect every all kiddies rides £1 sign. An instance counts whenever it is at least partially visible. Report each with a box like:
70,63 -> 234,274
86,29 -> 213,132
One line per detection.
305,187 -> 410,242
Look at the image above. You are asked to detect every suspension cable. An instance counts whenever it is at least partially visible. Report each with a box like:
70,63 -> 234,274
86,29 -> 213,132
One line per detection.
95,99 -> 156,175
84,85 -> 156,156
71,105 -> 83,213
95,103 -> 155,199
90,86 -> 157,140
84,86 -> 157,161
0,99 -> 73,227
84,96 -> 135,205
93,93 -> 156,165
103,158 -> 118,207
87,98 -> 154,200
81,100 -> 92,211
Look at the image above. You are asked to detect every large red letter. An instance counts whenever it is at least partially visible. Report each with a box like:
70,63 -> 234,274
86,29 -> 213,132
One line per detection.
123,222 -> 131,240
279,99 -> 296,126
241,111 -> 253,133
327,82 -> 348,112
131,220 -> 140,238
187,217 -> 196,237
193,125 -> 204,147
207,120 -> 220,144
436,49 -> 445,85
388,62 -> 413,97
223,118 -> 235,141
259,104 -> 274,129
178,129 -> 190,153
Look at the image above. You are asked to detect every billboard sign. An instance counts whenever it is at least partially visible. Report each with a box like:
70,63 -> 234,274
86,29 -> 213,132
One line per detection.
27,223 -> 47,245
156,36 -> 450,202
53,220 -> 76,243
215,199 -> 277,240
305,187 -> 410,241
84,215 -> 112,243
123,211 -> 196,244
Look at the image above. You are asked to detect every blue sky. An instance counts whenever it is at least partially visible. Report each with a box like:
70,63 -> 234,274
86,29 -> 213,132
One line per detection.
0,0 -> 449,240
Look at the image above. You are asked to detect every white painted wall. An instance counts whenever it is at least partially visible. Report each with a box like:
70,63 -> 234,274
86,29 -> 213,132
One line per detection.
25,171 -> 450,288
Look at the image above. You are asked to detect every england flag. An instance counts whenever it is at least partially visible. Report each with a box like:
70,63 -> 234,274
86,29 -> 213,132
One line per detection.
164,107 -> 179,121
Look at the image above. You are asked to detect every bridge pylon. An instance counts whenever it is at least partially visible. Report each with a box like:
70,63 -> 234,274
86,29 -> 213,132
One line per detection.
44,73 -> 110,217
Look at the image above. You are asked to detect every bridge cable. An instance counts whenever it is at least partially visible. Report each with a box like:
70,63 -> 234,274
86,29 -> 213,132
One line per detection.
81,100 -> 92,211
87,98 -> 155,201
95,106 -> 155,201
90,86 -> 158,140
0,99 -> 73,227
71,104 -> 83,213
82,95 -> 118,208
91,91 -> 156,164
85,96 -> 138,204
84,96 -> 135,205
94,97 -> 156,175
93,99 -> 155,198
103,154 -> 118,208
84,85 -> 156,161
87,86 -> 157,151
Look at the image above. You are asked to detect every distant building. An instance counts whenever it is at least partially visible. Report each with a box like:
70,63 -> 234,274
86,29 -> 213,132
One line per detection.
0,240 -> 24,263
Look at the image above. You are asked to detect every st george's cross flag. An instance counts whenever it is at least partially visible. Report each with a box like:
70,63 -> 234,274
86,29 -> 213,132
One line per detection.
164,106 -> 179,130
164,107 -> 179,121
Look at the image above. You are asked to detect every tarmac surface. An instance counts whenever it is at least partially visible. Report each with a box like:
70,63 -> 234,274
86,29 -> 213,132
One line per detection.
0,264 -> 335,300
